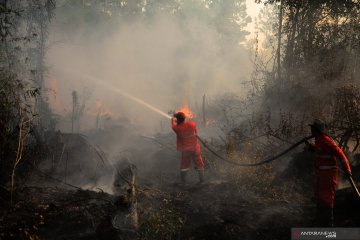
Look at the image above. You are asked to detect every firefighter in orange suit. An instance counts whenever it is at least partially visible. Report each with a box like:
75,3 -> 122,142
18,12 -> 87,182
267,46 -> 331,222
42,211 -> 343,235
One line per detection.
306,119 -> 352,226
171,112 -> 205,185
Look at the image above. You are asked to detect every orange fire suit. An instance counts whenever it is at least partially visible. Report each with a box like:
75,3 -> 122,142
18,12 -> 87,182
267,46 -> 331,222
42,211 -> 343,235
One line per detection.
308,133 -> 352,208
171,119 -> 204,171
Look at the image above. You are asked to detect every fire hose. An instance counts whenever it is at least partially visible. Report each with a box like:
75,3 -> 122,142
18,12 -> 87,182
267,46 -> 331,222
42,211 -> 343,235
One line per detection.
197,135 -> 360,199
347,175 -> 360,199
196,135 -> 314,166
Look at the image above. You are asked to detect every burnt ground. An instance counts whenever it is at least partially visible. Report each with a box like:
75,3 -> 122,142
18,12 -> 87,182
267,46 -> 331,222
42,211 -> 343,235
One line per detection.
0,129 -> 359,240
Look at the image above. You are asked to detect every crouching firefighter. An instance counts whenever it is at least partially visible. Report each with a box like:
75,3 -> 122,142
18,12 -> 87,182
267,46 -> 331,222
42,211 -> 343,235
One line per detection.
171,112 -> 205,185
306,119 -> 352,227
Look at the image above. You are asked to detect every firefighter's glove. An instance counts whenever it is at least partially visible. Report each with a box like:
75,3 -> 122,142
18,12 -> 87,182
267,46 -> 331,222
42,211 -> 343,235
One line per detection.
304,140 -> 315,152
303,140 -> 311,151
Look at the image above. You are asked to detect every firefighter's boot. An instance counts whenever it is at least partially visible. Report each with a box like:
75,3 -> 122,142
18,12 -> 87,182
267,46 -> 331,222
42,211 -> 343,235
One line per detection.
180,171 -> 187,186
198,169 -> 204,184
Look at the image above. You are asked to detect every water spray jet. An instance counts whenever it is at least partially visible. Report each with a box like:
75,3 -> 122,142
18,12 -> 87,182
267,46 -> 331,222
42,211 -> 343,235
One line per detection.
55,68 -> 172,120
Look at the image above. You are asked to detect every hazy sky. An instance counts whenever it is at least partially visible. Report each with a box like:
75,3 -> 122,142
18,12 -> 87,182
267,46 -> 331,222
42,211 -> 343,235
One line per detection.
246,0 -> 262,29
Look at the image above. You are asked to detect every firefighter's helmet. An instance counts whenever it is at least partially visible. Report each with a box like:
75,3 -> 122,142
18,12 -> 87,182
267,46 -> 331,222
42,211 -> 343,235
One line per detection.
174,112 -> 186,123
309,119 -> 325,132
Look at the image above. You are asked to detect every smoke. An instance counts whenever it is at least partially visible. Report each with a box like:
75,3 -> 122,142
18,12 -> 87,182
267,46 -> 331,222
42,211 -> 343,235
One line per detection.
41,1 -> 258,194
46,3 -> 252,134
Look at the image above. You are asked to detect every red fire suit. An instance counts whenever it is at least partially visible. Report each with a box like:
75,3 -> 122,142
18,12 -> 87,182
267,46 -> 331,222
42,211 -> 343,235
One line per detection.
308,133 -> 352,208
171,119 -> 204,172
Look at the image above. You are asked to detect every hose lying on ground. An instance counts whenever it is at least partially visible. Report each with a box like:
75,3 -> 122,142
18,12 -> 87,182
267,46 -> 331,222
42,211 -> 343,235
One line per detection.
196,135 -> 314,167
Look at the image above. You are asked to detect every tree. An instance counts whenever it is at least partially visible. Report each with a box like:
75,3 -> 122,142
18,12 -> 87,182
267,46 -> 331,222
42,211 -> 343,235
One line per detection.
0,0 -> 55,189
54,0 -> 250,46
251,0 -> 360,144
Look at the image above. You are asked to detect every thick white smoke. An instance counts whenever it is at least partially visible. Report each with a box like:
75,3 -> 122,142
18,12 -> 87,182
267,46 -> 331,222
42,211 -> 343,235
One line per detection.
46,2 -> 253,133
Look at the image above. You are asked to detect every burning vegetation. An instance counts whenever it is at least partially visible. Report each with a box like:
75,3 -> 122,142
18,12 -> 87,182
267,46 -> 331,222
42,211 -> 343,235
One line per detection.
0,0 -> 360,240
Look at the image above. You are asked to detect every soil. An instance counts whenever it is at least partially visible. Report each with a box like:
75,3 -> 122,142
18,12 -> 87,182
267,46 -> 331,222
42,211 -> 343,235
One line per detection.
0,129 -> 359,240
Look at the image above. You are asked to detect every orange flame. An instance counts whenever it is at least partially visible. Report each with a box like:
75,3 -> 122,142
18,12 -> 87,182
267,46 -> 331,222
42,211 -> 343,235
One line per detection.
87,100 -> 114,117
48,78 -> 58,95
96,100 -> 103,110
177,105 -> 194,119
46,78 -> 65,114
